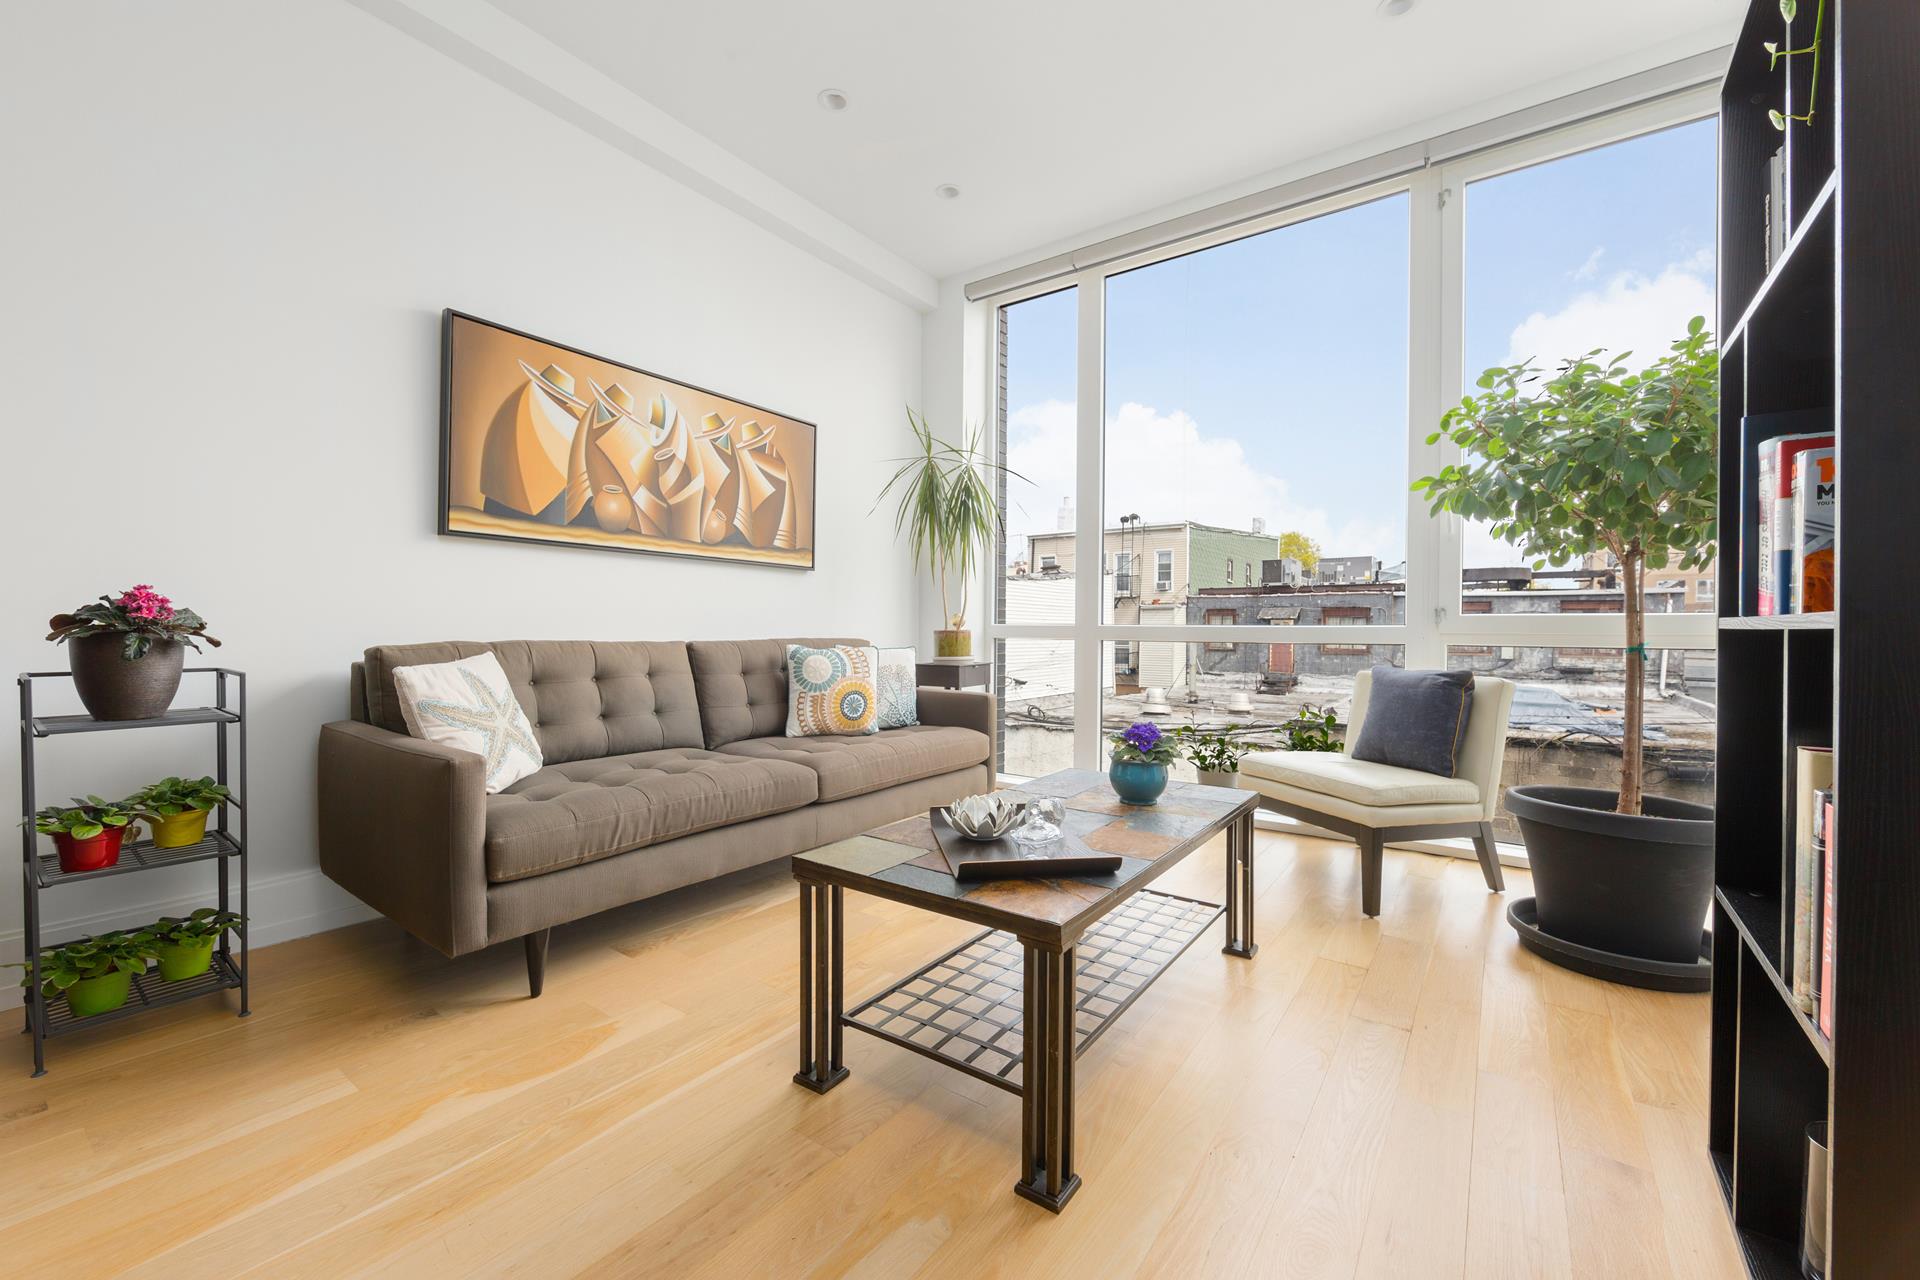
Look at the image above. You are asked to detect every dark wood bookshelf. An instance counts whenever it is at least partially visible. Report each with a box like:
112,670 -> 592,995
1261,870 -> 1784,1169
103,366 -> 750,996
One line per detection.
1712,2 -> 1920,1275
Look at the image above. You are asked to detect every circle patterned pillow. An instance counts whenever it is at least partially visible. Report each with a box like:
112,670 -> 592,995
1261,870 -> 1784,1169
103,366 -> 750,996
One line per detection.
785,644 -> 881,736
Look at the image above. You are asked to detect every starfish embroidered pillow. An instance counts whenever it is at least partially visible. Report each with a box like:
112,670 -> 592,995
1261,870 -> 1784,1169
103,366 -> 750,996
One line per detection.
784,644 -> 881,737
392,652 -> 544,793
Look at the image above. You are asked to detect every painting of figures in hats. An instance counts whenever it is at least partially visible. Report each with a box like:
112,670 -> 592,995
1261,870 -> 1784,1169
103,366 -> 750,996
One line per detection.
441,311 -> 815,568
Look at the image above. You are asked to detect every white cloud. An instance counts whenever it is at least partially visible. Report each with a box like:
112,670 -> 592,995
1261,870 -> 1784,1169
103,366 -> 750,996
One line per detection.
1002,399 -> 1396,563
1571,246 -> 1606,282
1462,250 -> 1715,570
1503,253 -> 1714,371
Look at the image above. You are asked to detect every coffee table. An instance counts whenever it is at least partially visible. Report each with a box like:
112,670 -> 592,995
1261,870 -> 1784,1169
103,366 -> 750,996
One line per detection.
791,768 -> 1258,1212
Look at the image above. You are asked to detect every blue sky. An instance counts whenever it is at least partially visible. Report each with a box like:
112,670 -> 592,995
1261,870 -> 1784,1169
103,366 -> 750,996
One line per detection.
1002,118 -> 1717,569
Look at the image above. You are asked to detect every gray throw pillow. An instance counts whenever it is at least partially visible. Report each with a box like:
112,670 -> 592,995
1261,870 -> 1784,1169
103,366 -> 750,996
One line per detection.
1350,666 -> 1475,778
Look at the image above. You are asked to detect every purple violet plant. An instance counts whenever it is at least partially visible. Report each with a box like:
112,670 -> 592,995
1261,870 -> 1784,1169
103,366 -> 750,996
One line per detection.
1111,720 -> 1177,765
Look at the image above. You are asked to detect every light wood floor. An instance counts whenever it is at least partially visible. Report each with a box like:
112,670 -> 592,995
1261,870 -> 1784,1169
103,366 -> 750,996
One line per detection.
1,830 -> 1743,1279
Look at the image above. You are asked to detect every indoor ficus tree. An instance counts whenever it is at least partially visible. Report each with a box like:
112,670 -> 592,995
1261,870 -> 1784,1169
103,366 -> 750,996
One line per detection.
1413,316 -> 1718,816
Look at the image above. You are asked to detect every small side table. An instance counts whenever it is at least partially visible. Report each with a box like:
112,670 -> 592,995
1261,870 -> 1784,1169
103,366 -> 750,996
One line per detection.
916,657 -> 992,690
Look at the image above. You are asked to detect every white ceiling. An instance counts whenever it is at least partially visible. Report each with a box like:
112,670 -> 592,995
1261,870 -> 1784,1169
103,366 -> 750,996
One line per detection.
481,0 -> 1741,282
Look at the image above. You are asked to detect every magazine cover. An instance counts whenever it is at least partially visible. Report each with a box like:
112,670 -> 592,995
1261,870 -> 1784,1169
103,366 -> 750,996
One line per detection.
1757,430 -> 1833,614
1792,446 -> 1836,613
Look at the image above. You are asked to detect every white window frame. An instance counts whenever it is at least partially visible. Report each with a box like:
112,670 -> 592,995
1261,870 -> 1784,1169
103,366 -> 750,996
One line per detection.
1154,549 -> 1173,593
982,84 -> 1719,775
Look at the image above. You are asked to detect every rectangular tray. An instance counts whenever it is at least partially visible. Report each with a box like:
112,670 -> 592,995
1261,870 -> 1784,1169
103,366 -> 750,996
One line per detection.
932,807 -> 1122,880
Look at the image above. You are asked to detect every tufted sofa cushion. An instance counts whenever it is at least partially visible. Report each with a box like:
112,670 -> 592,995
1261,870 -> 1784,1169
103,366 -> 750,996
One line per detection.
715,725 -> 990,803
483,748 -> 818,882
687,637 -> 866,748
362,640 -> 703,765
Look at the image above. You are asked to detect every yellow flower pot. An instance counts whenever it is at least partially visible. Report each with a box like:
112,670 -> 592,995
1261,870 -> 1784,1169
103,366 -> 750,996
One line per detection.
148,809 -> 211,849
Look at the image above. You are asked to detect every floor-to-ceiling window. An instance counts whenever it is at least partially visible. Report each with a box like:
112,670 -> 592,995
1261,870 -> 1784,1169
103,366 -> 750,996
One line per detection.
1446,117 -> 1719,837
988,93 -> 1719,843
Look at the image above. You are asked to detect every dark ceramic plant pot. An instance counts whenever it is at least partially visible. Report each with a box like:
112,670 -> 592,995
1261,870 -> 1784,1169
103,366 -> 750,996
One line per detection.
68,633 -> 184,721
1505,784 -> 1714,966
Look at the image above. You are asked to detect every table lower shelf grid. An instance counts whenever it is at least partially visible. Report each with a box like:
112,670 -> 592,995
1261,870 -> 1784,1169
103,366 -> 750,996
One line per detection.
843,888 -> 1224,1093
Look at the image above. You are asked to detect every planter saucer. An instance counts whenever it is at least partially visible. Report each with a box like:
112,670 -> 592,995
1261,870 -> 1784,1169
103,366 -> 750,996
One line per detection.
1506,897 -> 1710,993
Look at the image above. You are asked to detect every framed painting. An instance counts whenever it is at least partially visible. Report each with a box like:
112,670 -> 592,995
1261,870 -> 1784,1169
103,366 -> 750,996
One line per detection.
439,310 -> 816,569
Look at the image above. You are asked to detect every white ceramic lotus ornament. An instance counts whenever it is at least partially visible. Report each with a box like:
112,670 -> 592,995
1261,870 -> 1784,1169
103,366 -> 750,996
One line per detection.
946,793 -> 1026,841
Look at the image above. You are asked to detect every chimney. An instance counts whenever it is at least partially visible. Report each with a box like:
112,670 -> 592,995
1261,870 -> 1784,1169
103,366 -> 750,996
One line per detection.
1250,517 -> 1266,535
1057,497 -> 1074,532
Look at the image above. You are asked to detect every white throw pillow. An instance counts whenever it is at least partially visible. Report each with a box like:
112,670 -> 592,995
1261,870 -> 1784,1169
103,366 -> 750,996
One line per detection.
875,646 -> 918,729
392,652 -> 543,793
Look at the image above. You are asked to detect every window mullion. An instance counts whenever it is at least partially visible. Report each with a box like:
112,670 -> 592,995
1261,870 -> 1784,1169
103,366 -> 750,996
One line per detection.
1072,274 -> 1105,771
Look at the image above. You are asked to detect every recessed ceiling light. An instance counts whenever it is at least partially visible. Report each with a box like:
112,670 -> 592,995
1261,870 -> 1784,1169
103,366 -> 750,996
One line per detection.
1377,0 -> 1415,14
817,88 -> 849,111
934,183 -> 961,200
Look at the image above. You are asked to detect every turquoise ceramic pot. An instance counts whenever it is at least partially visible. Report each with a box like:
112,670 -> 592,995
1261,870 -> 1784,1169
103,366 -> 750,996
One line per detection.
1109,757 -> 1169,806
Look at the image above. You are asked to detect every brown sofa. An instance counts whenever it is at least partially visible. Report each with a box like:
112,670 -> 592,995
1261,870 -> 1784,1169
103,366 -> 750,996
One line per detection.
318,638 -> 992,994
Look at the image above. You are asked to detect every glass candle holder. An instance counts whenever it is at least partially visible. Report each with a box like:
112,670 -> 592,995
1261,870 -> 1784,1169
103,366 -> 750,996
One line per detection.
1015,797 -> 1064,846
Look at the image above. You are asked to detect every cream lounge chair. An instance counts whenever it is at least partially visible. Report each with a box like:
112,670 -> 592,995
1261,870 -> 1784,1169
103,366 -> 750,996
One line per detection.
1235,670 -> 1515,916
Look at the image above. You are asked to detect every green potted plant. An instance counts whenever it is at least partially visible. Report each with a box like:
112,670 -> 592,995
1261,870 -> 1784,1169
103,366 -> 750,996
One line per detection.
1172,724 -> 1263,787
1276,704 -> 1343,753
1109,721 -> 1179,806
136,908 -> 243,981
46,584 -> 220,721
127,775 -> 234,849
29,796 -> 141,873
876,410 -> 1023,658
1414,317 -> 1718,970
7,930 -> 154,1018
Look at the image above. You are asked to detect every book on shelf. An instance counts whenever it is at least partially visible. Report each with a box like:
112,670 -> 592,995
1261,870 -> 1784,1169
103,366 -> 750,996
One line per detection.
1792,446 -> 1836,613
1818,791 -> 1837,1040
1792,745 -> 1835,1012
1752,422 -> 1834,614
1810,786 -> 1832,1012
1764,147 -> 1788,268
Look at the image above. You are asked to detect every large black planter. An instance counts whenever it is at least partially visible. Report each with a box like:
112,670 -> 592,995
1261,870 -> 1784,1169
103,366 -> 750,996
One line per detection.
67,634 -> 185,721
1505,784 -> 1714,970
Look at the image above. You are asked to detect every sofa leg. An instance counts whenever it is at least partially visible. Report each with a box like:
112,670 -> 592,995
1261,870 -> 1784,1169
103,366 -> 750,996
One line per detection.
524,928 -> 550,998
1358,832 -> 1384,918
1472,822 -> 1506,893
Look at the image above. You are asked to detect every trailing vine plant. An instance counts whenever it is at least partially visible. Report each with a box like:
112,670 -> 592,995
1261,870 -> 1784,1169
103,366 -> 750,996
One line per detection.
1765,0 -> 1825,130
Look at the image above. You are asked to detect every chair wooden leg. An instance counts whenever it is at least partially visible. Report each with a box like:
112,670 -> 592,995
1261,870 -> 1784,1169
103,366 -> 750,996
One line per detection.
524,928 -> 550,998
1358,831 -> 1384,917
1471,821 -> 1506,893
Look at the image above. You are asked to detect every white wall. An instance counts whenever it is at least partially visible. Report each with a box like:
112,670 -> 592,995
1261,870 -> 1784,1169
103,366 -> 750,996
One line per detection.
0,1 -> 924,955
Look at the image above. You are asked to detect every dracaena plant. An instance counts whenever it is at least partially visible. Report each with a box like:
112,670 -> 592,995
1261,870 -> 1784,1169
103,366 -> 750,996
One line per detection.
876,410 -> 1025,636
6,930 -> 153,996
46,584 -> 220,661
1413,317 -> 1718,816
129,775 -> 234,817
29,796 -> 139,840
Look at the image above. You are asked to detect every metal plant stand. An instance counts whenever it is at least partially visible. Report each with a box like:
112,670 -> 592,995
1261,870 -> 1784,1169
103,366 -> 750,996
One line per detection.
17,668 -> 250,1077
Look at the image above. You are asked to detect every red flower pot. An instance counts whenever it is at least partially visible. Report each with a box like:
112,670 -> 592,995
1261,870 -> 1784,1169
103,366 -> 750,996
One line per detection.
52,826 -> 128,874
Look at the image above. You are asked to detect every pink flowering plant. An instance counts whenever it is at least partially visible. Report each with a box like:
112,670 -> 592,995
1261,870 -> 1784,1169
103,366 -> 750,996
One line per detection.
47,585 -> 220,661
1110,720 -> 1178,765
